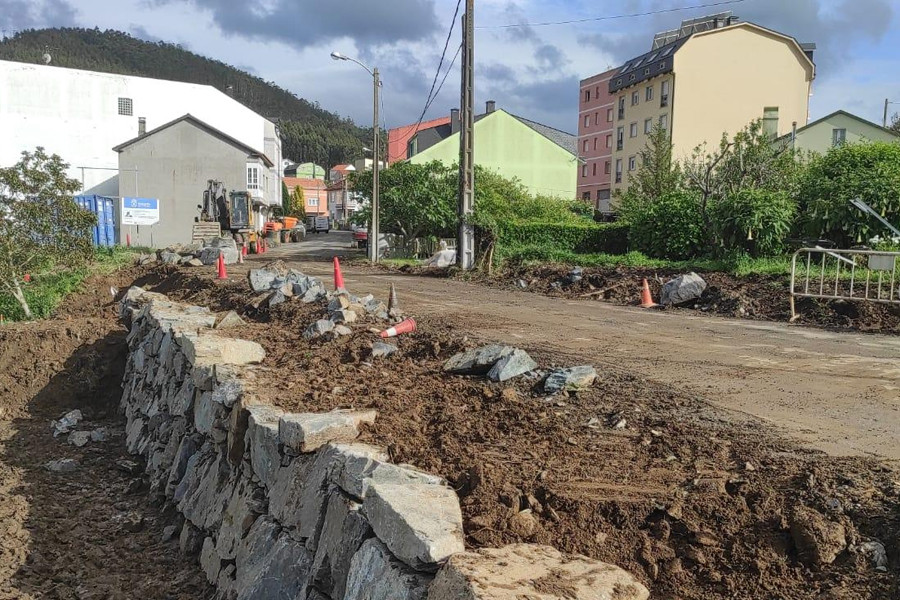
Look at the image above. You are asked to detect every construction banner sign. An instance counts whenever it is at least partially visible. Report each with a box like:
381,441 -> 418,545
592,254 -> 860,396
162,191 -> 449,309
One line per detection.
121,197 -> 160,226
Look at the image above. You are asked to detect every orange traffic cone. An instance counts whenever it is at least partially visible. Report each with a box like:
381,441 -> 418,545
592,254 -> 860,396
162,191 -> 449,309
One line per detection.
380,318 -> 416,338
242,244 -> 248,257
640,278 -> 657,308
333,256 -> 345,290
216,252 -> 228,279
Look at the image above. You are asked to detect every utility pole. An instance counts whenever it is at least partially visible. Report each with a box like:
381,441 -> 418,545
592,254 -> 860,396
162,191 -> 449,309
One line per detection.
457,0 -> 475,270
371,67 -> 380,262
885,98 -> 890,128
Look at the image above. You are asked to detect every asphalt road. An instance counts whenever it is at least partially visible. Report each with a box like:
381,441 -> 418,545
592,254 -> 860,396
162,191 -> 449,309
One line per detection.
262,231 -> 900,460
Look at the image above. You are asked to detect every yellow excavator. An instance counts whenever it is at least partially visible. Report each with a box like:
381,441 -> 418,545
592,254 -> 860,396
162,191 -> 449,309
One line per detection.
195,180 -> 259,249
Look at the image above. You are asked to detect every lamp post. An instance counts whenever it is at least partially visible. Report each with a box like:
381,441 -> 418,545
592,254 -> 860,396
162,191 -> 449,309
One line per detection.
332,51 -> 380,262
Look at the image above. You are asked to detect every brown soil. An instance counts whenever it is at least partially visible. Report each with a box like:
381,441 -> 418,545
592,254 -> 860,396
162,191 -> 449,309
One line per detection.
0,267 -> 213,599
149,266 -> 900,600
377,262 -> 900,334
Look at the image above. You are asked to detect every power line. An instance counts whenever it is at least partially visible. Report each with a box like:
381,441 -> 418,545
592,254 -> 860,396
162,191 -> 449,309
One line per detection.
477,0 -> 745,29
423,44 -> 462,116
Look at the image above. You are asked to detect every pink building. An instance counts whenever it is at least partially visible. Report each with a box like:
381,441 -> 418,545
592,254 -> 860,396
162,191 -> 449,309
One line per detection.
577,68 -> 617,213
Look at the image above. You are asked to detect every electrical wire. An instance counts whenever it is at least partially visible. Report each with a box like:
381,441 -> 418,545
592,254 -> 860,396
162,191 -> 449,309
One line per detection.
477,0 -> 745,29
423,43 -> 462,116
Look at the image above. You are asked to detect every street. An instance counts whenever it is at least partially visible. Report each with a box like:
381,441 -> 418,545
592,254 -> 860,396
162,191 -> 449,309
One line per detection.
269,231 -> 900,460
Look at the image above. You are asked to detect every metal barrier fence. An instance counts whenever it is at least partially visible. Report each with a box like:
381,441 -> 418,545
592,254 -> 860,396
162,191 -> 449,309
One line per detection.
790,247 -> 900,320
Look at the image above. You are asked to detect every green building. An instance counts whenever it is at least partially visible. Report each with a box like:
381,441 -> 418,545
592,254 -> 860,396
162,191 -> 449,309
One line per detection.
407,105 -> 577,199
284,162 -> 326,179
778,110 -> 899,154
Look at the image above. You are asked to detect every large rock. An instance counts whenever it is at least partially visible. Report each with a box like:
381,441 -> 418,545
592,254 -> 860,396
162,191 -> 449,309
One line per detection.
310,489 -> 374,600
200,536 -> 221,584
178,333 -> 265,367
660,272 -> 707,306
789,506 -> 847,566
486,349 -> 537,382
303,319 -> 335,340
443,345 -> 515,375
215,311 -> 246,330
216,475 -> 264,561
267,453 -> 314,528
279,410 -> 377,453
428,544 -> 650,600
246,405 -> 285,488
248,268 -> 279,292
543,366 -> 597,394
363,481 -> 464,571
334,458 -> 444,501
234,515 -> 313,600
159,250 -> 181,265
343,539 -> 432,600
199,246 -> 239,265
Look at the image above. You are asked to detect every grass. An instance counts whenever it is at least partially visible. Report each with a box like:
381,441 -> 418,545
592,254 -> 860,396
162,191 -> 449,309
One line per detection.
0,246 -> 139,322
379,258 -> 421,268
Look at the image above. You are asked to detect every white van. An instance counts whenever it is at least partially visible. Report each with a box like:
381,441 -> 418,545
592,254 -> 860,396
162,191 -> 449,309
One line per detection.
305,215 -> 330,234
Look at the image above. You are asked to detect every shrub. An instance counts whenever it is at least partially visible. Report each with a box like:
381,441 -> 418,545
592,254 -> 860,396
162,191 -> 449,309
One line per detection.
714,188 -> 796,256
497,222 -> 629,255
624,189 -> 706,259
797,141 -> 900,246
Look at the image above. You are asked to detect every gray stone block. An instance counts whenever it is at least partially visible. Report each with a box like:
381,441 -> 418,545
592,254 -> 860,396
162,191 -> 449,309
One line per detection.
362,481 -> 464,572
486,349 -> 537,382
543,366 -> 598,394
343,539 -> 431,600
310,489 -> 374,600
166,433 -> 201,498
216,476 -> 264,561
179,521 -> 204,556
334,459 -> 445,502
248,268 -> 279,292
178,333 -> 265,367
303,319 -> 335,340
215,311 -> 246,330
200,536 -> 221,584
443,345 -> 515,375
661,271 -> 707,306
279,410 -> 377,453
267,453 -> 314,528
247,404 -> 284,489
235,516 -> 313,600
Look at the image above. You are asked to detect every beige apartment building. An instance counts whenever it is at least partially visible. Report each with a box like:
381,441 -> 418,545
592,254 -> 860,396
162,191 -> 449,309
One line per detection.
608,16 -> 816,194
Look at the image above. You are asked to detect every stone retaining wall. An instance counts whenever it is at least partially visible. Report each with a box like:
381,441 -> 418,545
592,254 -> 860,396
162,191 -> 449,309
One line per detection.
118,286 -> 649,600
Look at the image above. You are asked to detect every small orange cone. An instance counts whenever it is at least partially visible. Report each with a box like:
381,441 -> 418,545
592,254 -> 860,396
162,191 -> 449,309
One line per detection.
640,278 -> 657,308
216,252 -> 228,279
23,273 -> 31,283
380,318 -> 416,338
333,256 -> 345,290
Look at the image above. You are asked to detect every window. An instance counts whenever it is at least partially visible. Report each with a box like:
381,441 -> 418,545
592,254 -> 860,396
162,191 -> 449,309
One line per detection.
584,114 -> 590,128
631,91 -> 639,106
581,165 -> 588,178
628,156 -> 637,171
659,114 -> 668,130
595,86 -> 600,97
592,162 -> 597,176
644,118 -> 653,134
644,68 -> 651,76
607,108 -> 613,122
660,80 -> 670,107
247,166 -> 260,190
593,137 -> 598,151
582,191 -> 591,201
606,134 -> 612,148
308,197 -> 319,207
616,127 -> 624,151
583,140 -> 589,153
763,106 -> 779,138
645,85 -> 653,102
604,161 -> 611,175
618,97 -> 625,120
584,89 -> 591,102
615,159 -> 623,183
629,122 -> 638,138
594,112 -> 600,126
832,128 -> 847,146
118,97 -> 133,116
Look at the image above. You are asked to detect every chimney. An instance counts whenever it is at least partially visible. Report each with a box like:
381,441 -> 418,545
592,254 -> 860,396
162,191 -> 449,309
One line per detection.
138,117 -> 146,136
225,84 -> 235,97
485,100 -> 496,113
450,108 -> 460,134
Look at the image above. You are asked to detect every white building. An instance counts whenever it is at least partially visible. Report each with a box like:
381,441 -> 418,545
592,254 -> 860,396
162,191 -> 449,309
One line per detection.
0,60 -> 282,241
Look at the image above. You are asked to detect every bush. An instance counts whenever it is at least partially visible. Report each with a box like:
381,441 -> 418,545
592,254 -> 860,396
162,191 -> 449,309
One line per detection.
624,190 -> 706,260
714,189 -> 796,256
498,222 -> 628,255
797,141 -> 900,246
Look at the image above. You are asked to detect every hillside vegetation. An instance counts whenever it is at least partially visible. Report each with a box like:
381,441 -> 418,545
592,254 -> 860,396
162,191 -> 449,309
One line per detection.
0,27 -> 370,167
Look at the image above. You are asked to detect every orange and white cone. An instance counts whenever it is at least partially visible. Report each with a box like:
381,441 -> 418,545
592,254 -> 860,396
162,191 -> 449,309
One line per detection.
334,256 -> 345,290
380,318 -> 416,338
216,252 -> 228,279
640,278 -> 657,308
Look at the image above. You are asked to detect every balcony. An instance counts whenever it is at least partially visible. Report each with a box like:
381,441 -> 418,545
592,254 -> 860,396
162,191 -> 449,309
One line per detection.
660,95 -> 669,108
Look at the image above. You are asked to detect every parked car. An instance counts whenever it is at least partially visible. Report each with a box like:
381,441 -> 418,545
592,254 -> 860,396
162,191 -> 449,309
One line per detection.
353,225 -> 368,249
305,215 -> 330,234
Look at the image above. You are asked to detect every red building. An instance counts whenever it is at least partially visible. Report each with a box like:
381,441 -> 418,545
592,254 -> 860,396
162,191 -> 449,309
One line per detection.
577,68 -> 617,213
386,116 -> 451,164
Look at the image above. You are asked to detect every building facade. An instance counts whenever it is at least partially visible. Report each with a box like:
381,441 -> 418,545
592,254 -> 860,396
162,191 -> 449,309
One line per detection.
0,59 -> 282,207
283,177 -> 328,217
114,115 -> 273,248
387,116 -> 451,164
779,110 -> 899,154
409,104 -> 577,199
577,68 -> 616,212
581,15 -> 815,198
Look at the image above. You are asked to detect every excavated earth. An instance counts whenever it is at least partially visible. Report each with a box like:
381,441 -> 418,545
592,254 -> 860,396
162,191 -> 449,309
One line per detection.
1,262 -> 898,600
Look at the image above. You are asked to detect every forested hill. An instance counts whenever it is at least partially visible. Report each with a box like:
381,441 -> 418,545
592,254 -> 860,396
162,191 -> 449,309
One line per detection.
0,28 -> 370,167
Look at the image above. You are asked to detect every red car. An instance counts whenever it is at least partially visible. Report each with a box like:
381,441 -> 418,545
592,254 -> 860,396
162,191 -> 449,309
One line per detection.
353,226 -> 368,249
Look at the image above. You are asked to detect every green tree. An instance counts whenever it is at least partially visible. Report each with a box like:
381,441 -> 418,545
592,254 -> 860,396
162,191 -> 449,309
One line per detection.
616,124 -> 682,209
281,180 -> 291,215
626,189 -> 706,260
0,148 -> 95,319
290,185 -> 306,219
889,113 -> 900,135
797,141 -> 900,245
714,189 -> 796,256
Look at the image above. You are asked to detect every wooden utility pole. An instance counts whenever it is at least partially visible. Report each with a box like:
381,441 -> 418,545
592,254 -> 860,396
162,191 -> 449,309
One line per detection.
371,67 -> 380,262
457,0 -> 475,269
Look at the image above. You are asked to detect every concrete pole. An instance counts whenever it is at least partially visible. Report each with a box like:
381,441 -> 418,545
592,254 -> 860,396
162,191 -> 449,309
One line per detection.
371,67 -> 380,262
457,0 -> 475,270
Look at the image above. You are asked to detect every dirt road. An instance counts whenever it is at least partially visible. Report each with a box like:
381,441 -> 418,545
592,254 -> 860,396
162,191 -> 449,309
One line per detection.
268,232 -> 900,460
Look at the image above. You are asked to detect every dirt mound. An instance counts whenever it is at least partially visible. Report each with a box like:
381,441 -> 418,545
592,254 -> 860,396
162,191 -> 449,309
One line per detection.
137,265 -> 900,600
0,266 -> 212,599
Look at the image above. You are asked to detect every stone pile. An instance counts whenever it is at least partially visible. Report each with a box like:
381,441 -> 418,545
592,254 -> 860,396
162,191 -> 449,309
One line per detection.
118,287 -> 648,600
443,345 -> 599,392
153,237 -> 240,266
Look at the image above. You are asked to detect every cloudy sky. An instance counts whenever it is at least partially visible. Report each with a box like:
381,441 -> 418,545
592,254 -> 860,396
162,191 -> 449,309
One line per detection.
3,0 -> 899,135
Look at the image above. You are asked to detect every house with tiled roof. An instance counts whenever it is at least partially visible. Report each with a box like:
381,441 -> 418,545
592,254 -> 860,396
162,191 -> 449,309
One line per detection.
407,101 -> 577,199
283,177 -> 328,217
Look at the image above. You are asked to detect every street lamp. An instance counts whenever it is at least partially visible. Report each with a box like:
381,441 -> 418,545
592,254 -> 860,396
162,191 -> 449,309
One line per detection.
332,51 -> 380,262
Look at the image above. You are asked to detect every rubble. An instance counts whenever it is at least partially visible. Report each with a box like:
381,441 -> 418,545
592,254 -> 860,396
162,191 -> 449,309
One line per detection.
486,349 -> 537,382
67,430 -> 91,447
371,342 -> 398,358
45,458 -> 78,472
443,345 -> 515,376
544,366 -> 598,393
51,409 -> 83,437
304,319 -> 335,340
661,272 -> 707,306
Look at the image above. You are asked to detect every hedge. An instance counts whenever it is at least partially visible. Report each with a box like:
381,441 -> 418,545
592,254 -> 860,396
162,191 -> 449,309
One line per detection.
496,221 -> 629,255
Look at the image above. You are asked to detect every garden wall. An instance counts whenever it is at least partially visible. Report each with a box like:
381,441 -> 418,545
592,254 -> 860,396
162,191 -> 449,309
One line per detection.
117,286 -> 648,600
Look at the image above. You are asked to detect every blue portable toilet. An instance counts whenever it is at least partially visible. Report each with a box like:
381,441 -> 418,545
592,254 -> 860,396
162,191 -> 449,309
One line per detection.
75,195 -> 117,247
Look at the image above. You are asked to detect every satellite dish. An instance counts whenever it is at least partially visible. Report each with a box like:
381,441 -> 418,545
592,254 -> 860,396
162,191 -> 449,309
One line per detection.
42,53 -> 52,64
